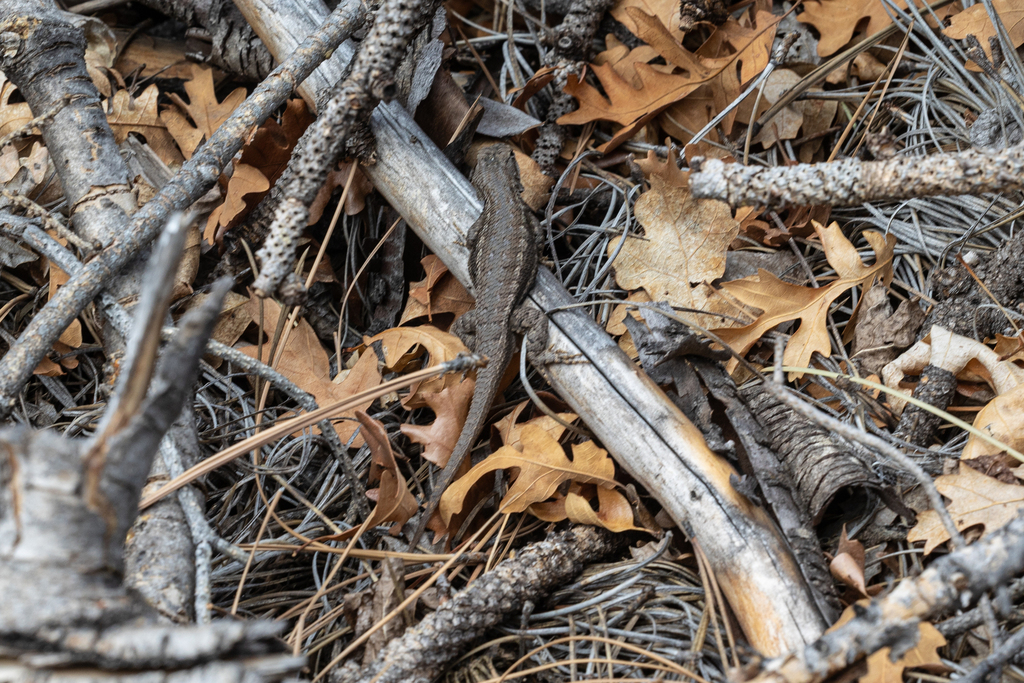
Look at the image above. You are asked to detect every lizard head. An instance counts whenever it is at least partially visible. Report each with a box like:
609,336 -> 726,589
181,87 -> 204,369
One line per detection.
473,143 -> 522,187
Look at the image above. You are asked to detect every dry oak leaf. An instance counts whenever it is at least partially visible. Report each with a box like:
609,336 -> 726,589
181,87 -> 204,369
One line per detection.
365,325 -> 470,401
106,85 -> 183,166
203,163 -> 270,245
308,162 -> 373,225
659,14 -> 781,144
963,382 -> 1024,461
529,481 -> 644,533
714,222 -> 895,373
239,98 -> 314,187
830,603 -> 947,683
944,0 -> 1024,70
798,0 -> 908,56
610,0 -> 687,41
399,379 -> 476,468
594,34 -> 663,87
908,465 -> 1024,554
0,74 -> 33,140
493,398 -> 578,451
357,411 -> 418,535
561,8 -> 779,150
609,159 -> 740,328
439,423 -> 620,525
160,64 -> 246,159
238,299 -> 382,444
400,255 -> 474,325
830,525 -> 868,598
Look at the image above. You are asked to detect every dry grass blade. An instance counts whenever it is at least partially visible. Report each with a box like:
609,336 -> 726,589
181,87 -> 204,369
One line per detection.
139,354 -> 483,508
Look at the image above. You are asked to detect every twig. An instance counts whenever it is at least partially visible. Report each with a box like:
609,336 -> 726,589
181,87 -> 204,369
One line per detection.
0,0 -> 367,415
251,0 -> 438,297
690,143 -> 1024,208
332,525 -> 624,683
739,511 -> 1024,683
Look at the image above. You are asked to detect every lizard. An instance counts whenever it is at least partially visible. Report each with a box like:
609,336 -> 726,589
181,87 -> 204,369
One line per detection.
406,143 -> 548,550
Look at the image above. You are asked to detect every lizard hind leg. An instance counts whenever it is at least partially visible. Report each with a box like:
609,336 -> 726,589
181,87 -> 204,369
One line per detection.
450,309 -> 478,352
512,307 -> 589,366
511,307 -> 548,359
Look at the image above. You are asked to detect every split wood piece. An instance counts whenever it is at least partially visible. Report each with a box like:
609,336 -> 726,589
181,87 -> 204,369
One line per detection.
689,143 -> 1024,209
333,526 -> 623,683
363,100 -> 828,655
230,0 -> 353,108
739,511 -> 1024,683
693,360 -> 840,623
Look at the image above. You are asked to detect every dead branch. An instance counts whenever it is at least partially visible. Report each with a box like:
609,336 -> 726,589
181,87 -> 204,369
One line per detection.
229,0 -> 354,106
738,511 -> 1024,683
334,526 -> 624,683
892,363 -> 958,450
0,0 -> 138,252
251,0 -> 438,298
364,100 -> 830,654
694,361 -> 840,622
689,143 -> 1024,208
0,0 -> 366,414
0,218 -> 302,680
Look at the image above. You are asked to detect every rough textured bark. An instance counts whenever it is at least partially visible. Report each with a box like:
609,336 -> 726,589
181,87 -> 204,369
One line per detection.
739,383 -> 882,524
893,364 -> 958,450
690,143 -> 1024,208
229,0 -> 352,105
0,0 -> 201,618
694,360 -> 841,623
136,0 -> 274,82
251,0 -> 439,297
333,526 -> 624,683
0,0 -> 137,250
924,229 -> 1024,341
531,0 -> 613,175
